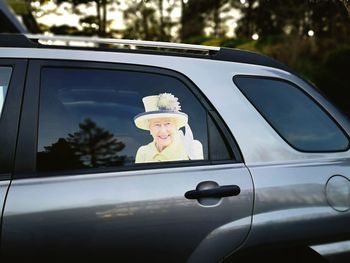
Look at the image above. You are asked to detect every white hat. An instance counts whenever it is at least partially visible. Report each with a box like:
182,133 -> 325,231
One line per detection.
134,93 -> 188,130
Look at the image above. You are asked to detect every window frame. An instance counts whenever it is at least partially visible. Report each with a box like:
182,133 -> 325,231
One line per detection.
0,59 -> 27,180
14,59 -> 242,178
233,74 -> 350,153
0,67 -> 12,116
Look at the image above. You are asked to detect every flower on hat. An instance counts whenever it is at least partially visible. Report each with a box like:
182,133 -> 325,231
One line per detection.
157,93 -> 181,111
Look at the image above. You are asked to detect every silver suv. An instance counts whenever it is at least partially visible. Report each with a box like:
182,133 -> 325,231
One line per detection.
0,33 -> 349,262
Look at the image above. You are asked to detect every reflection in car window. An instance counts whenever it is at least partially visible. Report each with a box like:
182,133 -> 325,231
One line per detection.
235,76 -> 349,152
0,67 -> 12,117
37,67 -> 209,172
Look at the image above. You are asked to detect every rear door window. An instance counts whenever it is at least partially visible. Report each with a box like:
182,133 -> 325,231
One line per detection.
37,66 -> 236,173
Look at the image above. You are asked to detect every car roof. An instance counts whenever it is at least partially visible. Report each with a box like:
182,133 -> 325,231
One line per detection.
0,33 -> 293,74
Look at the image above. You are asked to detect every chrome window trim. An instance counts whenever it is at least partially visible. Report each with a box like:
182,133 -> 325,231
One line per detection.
12,163 -> 247,184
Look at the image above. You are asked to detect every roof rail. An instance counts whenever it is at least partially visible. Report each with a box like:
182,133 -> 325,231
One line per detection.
25,34 -> 220,53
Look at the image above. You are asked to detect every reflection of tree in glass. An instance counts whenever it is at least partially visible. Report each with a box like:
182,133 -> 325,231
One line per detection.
67,118 -> 125,167
37,118 -> 125,171
37,138 -> 83,171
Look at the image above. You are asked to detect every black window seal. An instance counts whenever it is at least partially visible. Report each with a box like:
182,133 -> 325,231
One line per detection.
0,59 -> 27,181
14,59 -> 242,179
34,160 -> 211,178
233,74 -> 350,153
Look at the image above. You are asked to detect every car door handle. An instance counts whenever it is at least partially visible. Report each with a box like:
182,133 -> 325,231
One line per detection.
185,185 -> 240,200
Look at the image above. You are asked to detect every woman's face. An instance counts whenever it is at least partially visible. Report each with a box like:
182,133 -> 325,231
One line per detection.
149,117 -> 177,151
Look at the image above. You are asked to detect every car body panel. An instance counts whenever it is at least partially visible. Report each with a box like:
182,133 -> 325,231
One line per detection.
244,158 -> 350,249
1,164 -> 254,262
0,181 -> 9,219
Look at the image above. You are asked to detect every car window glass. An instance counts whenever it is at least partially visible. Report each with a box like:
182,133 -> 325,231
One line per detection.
37,67 -> 213,172
208,112 -> 233,161
234,76 -> 349,152
0,67 -> 12,117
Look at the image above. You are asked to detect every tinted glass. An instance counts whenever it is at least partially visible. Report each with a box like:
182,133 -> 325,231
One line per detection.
0,67 -> 12,117
208,112 -> 233,161
37,67 -> 210,172
235,76 -> 349,152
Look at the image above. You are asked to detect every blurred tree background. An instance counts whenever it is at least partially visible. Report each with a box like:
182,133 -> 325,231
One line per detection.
6,0 -> 350,114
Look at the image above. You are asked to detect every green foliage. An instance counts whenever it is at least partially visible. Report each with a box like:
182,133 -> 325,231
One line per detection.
202,38 -> 224,47
220,38 -> 250,48
183,35 -> 212,45
122,0 -> 176,41
236,41 -> 259,52
54,0 -> 115,36
50,24 -> 80,35
195,37 -> 251,48
314,46 -> 350,115
255,35 -> 285,49
6,0 -> 27,14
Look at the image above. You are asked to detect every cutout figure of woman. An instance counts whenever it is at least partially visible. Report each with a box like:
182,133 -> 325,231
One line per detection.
134,93 -> 203,163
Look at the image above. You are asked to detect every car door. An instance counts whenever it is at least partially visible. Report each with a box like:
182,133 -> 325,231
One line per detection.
0,59 -> 26,233
233,76 -> 350,249
1,59 -> 254,263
